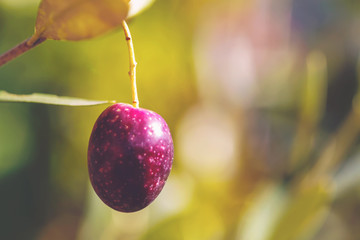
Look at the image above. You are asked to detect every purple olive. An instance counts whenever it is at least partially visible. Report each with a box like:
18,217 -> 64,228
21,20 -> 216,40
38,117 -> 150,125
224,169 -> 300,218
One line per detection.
88,103 -> 174,212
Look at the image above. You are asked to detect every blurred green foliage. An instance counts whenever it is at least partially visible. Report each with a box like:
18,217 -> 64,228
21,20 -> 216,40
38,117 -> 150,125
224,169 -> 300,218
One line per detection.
1,0 -> 360,240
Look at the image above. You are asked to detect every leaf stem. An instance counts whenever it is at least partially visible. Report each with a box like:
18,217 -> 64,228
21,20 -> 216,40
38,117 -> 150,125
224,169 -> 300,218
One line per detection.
0,36 -> 46,68
121,20 -> 139,108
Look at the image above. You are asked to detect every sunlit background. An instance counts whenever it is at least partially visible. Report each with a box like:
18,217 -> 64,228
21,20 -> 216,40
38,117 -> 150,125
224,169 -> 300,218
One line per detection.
1,0 -> 360,239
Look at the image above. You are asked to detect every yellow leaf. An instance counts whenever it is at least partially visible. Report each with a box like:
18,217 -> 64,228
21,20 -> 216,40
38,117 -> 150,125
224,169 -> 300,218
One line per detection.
33,0 -> 130,41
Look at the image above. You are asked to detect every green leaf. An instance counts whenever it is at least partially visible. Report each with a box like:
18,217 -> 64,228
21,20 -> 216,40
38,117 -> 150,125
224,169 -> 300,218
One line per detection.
33,0 -> 129,41
0,91 -> 115,106
128,0 -> 156,18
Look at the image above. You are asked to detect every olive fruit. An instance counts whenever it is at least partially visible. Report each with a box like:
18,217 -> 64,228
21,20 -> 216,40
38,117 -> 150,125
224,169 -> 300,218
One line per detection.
88,103 -> 174,212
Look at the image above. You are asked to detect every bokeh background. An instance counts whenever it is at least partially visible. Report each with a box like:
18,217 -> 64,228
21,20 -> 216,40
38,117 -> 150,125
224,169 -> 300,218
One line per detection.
1,0 -> 360,239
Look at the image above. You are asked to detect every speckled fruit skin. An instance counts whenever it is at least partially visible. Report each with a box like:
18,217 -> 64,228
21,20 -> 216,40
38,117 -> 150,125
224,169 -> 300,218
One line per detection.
88,103 -> 174,212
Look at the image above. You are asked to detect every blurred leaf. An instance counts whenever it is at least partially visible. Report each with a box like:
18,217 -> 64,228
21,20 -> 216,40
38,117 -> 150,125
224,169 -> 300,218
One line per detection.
32,0 -> 129,41
237,183 -> 331,240
236,184 -> 289,240
302,51 -> 327,123
77,187 -> 113,240
128,0 -> 156,18
0,105 -> 32,178
181,202 -> 224,240
308,91 -> 360,180
0,91 -> 115,106
268,183 -> 331,240
289,51 -> 327,171
140,214 -> 184,240
141,201 -> 224,240
333,149 -> 360,198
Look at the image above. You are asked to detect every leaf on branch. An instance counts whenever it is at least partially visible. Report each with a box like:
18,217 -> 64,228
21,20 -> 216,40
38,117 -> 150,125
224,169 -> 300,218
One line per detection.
0,91 -> 115,106
128,0 -> 156,18
33,0 -> 130,41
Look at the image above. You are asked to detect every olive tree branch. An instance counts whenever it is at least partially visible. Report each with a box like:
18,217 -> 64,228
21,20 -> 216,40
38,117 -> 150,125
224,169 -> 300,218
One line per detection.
0,37 -> 46,67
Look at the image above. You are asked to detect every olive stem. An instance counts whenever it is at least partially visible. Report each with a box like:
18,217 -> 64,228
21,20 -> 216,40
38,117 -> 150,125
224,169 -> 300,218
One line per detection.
0,36 -> 46,68
121,20 -> 139,108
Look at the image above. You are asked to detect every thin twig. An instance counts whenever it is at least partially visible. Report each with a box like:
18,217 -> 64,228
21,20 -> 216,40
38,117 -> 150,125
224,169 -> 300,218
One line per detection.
0,37 -> 46,67
121,20 -> 139,108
